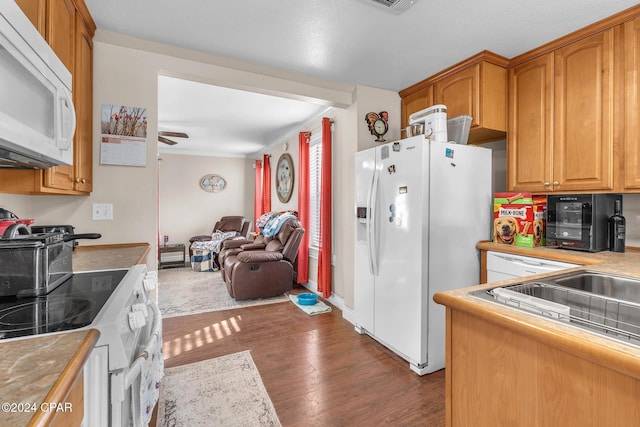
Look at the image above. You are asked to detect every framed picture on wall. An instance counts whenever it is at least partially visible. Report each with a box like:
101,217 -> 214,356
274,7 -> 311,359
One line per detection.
276,153 -> 294,203
199,174 -> 226,192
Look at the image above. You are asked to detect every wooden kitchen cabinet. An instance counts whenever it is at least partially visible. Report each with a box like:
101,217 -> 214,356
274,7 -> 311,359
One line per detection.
13,0 -> 46,35
0,0 -> 95,195
47,0 -> 75,73
624,16 -> 640,190
47,371 -> 84,427
72,12 -> 93,193
507,54 -> 553,192
443,308 -> 640,426
508,30 -> 615,192
399,51 -> 508,144
400,86 -> 432,131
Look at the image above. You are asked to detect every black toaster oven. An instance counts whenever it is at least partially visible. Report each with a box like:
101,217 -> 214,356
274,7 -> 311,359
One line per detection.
546,194 -> 621,252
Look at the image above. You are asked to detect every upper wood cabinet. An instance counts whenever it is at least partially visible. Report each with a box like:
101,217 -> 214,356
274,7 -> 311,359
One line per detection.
72,12 -> 93,193
554,30 -> 615,192
0,0 -> 95,195
47,0 -> 75,73
508,30 -> 616,193
14,0 -> 46,35
507,54 -> 554,192
624,16 -> 640,190
399,51 -> 508,144
400,87 -> 433,132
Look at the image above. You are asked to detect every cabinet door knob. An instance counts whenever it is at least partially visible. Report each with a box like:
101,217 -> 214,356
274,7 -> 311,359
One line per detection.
544,181 -> 550,186
553,181 -> 559,186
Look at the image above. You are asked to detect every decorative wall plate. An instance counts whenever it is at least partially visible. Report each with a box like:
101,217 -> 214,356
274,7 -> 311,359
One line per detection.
199,174 -> 226,192
276,153 -> 294,203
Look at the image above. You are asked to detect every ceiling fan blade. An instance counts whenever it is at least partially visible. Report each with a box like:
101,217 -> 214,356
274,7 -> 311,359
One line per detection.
158,136 -> 178,145
158,131 -> 189,138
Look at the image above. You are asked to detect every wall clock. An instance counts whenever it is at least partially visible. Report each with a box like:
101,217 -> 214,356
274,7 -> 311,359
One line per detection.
276,153 -> 294,203
199,174 -> 226,192
365,111 -> 389,142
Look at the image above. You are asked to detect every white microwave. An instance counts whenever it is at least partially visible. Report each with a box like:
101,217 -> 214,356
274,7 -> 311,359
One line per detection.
0,1 -> 75,169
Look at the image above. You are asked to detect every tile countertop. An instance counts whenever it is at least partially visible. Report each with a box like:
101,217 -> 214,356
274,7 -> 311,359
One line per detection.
434,242 -> 640,381
0,243 -> 150,426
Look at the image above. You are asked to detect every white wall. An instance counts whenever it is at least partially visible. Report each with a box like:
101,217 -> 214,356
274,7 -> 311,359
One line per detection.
158,154 -> 253,249
0,31 -> 355,271
482,139 -> 508,194
261,136 -> 301,215
0,32 -> 401,307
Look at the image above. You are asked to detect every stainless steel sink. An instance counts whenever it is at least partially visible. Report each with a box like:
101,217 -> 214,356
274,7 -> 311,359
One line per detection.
551,272 -> 640,304
470,271 -> 640,348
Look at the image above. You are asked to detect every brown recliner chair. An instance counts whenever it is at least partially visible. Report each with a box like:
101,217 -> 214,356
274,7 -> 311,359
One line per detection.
188,216 -> 251,259
222,218 -> 304,301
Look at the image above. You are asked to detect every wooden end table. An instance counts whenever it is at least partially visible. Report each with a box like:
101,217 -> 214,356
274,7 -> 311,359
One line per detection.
159,244 -> 185,269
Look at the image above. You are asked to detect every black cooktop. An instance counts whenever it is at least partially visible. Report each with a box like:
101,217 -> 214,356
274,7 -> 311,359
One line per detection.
0,269 -> 128,340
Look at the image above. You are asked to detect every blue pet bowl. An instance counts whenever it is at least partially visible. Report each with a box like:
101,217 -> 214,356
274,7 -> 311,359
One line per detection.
297,293 -> 318,306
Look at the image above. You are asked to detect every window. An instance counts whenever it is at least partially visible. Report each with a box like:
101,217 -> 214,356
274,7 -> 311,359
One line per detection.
309,132 -> 322,252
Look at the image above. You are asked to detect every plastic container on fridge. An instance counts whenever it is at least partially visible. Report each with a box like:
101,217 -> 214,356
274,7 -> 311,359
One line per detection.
447,115 -> 472,144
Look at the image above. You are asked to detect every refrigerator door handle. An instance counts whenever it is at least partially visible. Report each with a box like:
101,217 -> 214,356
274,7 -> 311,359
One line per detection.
369,168 -> 380,276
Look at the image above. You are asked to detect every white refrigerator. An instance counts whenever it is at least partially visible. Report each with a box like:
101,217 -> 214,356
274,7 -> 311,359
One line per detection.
354,135 -> 492,375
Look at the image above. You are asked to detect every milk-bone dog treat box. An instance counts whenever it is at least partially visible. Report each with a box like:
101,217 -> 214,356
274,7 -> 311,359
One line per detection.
493,193 -> 547,247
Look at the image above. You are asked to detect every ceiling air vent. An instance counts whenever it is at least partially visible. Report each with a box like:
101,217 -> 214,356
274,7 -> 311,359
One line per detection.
368,0 -> 417,14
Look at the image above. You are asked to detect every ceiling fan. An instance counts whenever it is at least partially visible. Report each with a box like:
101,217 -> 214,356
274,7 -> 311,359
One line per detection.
158,131 -> 189,145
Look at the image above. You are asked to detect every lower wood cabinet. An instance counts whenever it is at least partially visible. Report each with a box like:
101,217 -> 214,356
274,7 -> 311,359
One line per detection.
445,309 -> 640,426
48,371 -> 84,427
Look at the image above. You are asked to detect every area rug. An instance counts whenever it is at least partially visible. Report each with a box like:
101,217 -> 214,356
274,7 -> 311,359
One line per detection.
158,268 -> 288,318
156,350 -> 281,427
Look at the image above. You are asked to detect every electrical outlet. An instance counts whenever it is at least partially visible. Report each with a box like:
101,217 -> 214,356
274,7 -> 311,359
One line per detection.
92,203 -> 113,220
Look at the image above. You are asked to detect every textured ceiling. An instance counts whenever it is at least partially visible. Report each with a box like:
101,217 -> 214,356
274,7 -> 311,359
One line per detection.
84,0 -> 640,156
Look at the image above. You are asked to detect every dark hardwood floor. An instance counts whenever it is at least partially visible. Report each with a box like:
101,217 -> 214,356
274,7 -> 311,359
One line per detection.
158,295 -> 445,426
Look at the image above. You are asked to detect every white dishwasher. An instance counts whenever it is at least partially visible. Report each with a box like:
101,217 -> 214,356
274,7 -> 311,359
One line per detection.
486,251 -> 579,282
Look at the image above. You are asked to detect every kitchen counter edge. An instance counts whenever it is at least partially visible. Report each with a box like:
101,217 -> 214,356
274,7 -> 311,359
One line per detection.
434,241 -> 640,381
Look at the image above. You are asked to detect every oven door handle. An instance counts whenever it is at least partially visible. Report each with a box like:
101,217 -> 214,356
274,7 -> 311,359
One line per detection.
124,301 -> 162,387
111,300 -> 163,427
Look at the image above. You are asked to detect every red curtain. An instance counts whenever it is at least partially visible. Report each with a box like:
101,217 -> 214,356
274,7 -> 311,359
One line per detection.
297,131 -> 311,284
254,159 -> 263,233
317,118 -> 332,298
262,154 -> 271,214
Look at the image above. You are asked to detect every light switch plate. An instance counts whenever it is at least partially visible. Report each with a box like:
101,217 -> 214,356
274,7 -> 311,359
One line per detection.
92,203 -> 113,220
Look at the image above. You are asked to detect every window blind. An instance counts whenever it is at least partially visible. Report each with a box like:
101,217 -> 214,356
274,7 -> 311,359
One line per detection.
309,133 -> 322,250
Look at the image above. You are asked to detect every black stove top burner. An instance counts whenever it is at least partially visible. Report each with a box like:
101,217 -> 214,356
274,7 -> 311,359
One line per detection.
0,269 -> 128,340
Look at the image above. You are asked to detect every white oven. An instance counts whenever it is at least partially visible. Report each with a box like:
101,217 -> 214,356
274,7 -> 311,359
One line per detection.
0,263 -> 163,426
81,265 -> 163,427
0,250 -> 163,427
